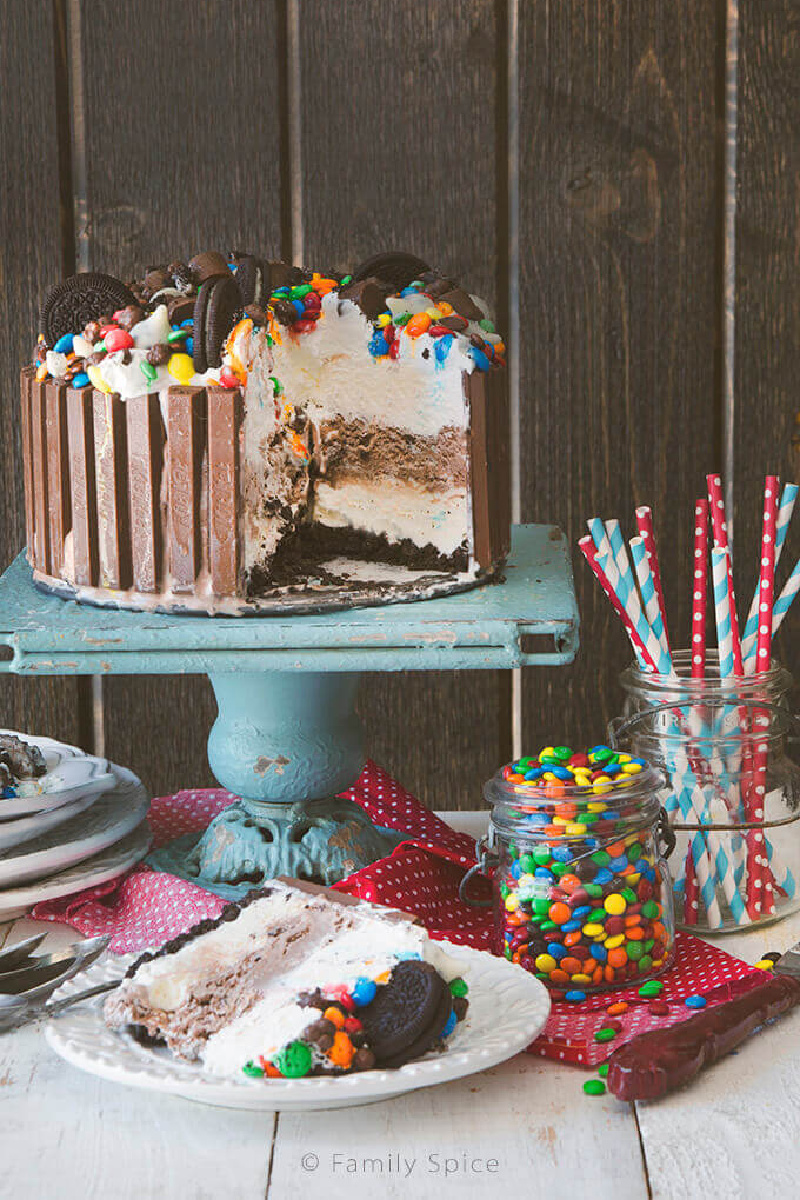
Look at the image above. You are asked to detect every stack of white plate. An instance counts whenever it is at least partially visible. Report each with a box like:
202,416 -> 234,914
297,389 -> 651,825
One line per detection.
0,732 -> 150,920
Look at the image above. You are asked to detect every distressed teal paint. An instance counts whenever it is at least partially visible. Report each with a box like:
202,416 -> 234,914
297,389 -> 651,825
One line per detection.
0,525 -> 579,890
0,526 -> 579,673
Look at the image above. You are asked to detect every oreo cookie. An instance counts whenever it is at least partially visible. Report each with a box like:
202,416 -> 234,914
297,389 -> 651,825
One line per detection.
234,256 -> 269,307
40,272 -> 136,347
359,959 -> 452,1068
192,277 -> 216,372
351,252 -> 431,292
205,274 -> 242,367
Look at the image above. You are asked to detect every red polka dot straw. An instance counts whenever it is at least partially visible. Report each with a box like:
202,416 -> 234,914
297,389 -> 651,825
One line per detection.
31,761 -> 768,1067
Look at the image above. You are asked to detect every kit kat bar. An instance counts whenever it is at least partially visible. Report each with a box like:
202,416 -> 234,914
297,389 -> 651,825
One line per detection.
166,386 -> 207,592
29,378 -> 51,574
207,385 -> 243,597
45,381 -> 71,578
19,369 -> 36,563
126,394 -> 164,592
67,387 -> 99,586
465,363 -> 510,570
92,391 -> 132,589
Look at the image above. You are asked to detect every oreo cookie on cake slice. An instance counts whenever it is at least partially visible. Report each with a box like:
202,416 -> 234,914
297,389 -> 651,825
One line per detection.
40,272 -> 137,348
359,959 -> 453,1068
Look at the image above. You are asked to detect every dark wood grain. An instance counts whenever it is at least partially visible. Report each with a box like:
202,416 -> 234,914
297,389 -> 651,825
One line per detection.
73,0 -> 284,794
0,1 -> 86,749
732,0 -> 800,670
299,0 -> 510,809
518,1 -> 721,749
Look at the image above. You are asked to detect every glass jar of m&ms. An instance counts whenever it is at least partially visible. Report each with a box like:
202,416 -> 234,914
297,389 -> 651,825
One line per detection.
475,745 -> 676,996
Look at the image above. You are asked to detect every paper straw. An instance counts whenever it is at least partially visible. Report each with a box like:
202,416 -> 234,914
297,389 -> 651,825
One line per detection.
683,849 -> 699,925
706,474 -> 743,674
579,537 -> 652,669
711,547 -> 736,678
744,555 -> 800,667
586,520 -> 674,675
691,499 -> 709,678
753,476 -> 779,674
742,482 -> 797,648
635,506 -> 670,651
630,537 -> 669,657
744,478 -> 779,915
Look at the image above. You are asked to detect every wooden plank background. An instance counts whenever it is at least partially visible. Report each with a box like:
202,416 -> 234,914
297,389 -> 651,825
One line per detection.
0,0 -> 797,808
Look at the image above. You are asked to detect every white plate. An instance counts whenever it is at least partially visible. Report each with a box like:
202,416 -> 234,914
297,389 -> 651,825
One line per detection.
45,941 -> 550,1111
0,765 -> 149,886
0,790 -> 101,852
0,731 -> 115,819
0,821 -> 151,921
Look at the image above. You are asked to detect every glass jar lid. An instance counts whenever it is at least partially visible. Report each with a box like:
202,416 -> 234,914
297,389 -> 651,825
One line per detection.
484,743 -> 663,841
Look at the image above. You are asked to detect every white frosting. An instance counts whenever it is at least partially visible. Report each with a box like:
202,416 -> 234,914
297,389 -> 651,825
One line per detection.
313,479 -> 470,557
270,292 -> 473,438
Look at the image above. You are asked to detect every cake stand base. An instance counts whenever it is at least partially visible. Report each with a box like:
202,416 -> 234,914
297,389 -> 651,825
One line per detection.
148,798 -> 405,900
146,669 -> 405,896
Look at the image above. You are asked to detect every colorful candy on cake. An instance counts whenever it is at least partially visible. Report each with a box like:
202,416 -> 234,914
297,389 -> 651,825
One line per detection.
22,251 -> 509,612
103,879 -> 469,1079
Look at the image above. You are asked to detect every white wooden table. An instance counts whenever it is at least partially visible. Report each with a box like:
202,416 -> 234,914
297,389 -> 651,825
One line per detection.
2,812 -> 800,1200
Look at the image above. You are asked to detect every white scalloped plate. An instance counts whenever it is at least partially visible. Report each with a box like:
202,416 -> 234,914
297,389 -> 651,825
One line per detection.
0,765 -> 149,887
0,822 -> 151,921
45,942 -> 550,1111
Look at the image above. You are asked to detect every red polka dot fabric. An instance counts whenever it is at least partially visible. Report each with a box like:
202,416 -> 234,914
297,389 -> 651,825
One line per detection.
31,760 -> 765,1067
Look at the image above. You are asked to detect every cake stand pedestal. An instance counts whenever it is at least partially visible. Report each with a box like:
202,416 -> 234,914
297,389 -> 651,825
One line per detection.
0,524 -> 579,896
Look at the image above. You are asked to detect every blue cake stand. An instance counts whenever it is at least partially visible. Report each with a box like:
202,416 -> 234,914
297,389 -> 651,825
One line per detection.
0,524 -> 578,896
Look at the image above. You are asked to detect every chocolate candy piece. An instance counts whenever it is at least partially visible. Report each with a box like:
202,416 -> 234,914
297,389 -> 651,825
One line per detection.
271,297 -> 298,326
168,295 -> 196,325
144,267 -> 171,295
40,272 -> 136,347
359,959 -> 452,1068
351,251 -> 432,291
437,287 -> 484,321
189,251 -> 230,282
115,305 -> 144,331
338,277 -> 390,321
435,314 -> 469,333
205,274 -> 242,368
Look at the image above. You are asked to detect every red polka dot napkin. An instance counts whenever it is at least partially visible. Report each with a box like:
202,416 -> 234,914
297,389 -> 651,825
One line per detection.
31,760 -> 766,1067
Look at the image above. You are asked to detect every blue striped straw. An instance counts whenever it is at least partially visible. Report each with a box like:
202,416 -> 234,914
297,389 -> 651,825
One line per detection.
630,535 -> 668,655
742,482 -> 798,649
712,547 -> 735,679
597,549 -> 673,675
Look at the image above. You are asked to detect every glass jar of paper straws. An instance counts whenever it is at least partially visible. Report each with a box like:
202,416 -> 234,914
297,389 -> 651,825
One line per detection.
611,698 -> 800,932
580,473 -> 800,932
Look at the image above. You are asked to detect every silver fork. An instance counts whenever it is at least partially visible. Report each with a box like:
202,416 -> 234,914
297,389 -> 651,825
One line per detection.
0,934 -> 114,1029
